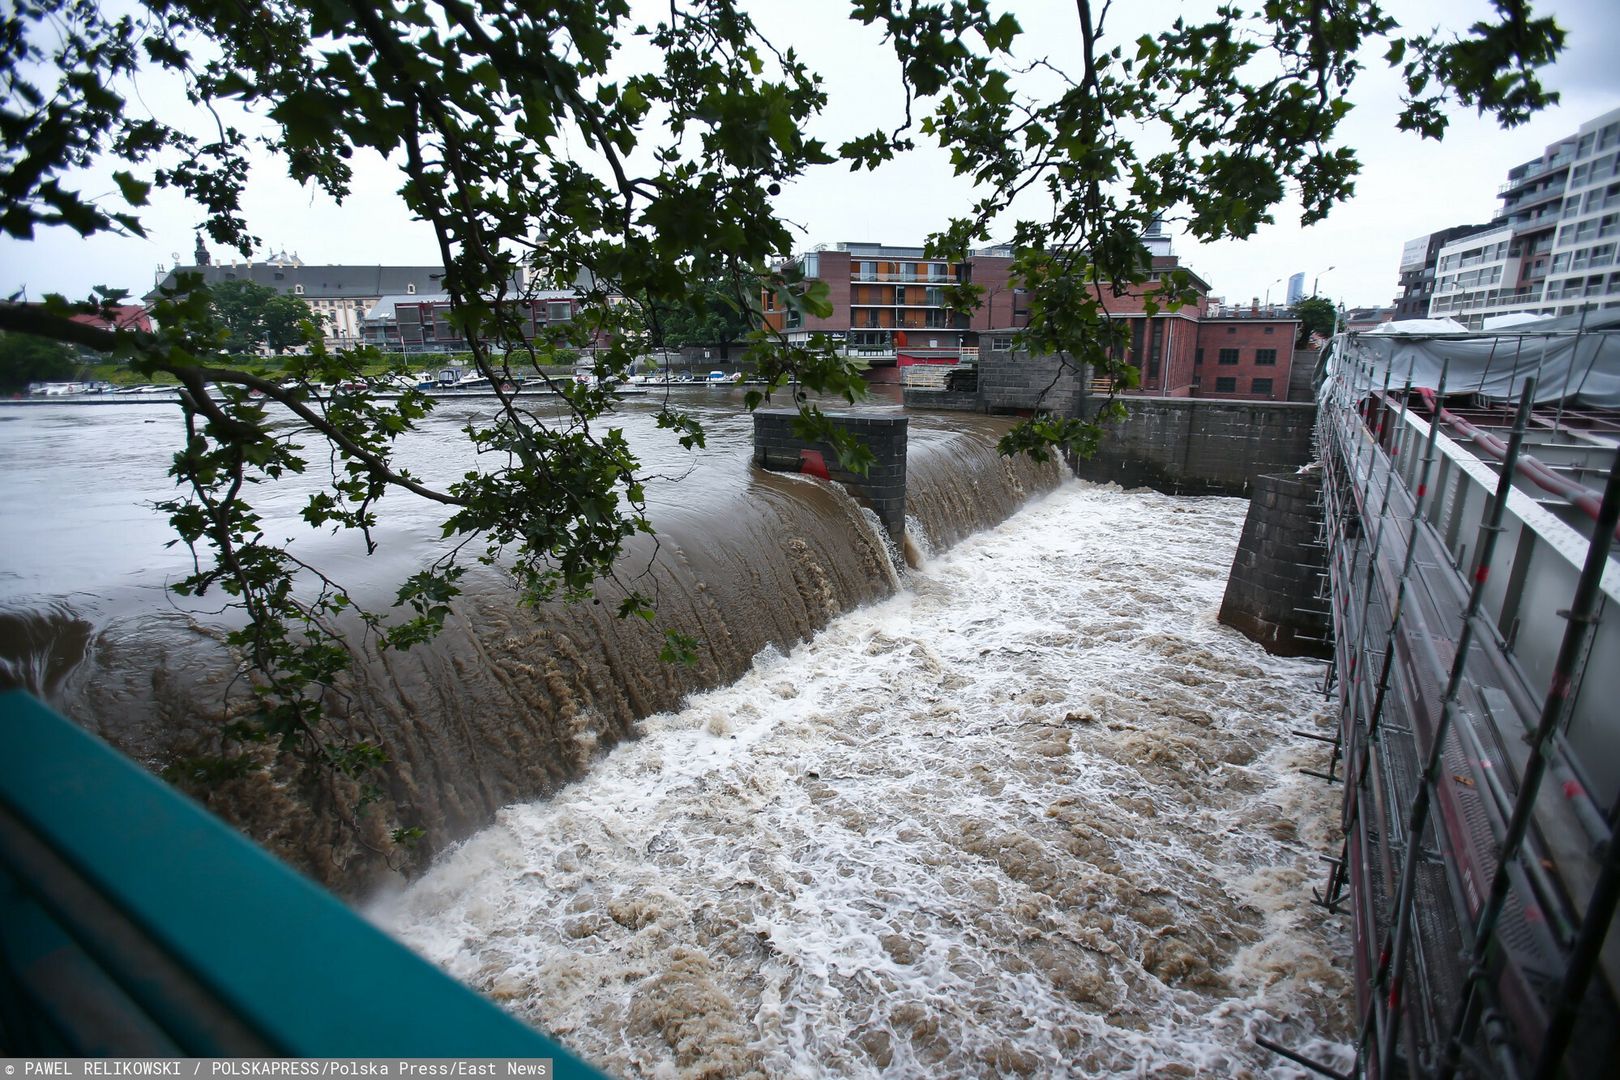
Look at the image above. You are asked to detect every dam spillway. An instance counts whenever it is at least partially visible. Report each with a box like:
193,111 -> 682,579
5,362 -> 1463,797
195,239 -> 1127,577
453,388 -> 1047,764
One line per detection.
0,394 -> 1059,885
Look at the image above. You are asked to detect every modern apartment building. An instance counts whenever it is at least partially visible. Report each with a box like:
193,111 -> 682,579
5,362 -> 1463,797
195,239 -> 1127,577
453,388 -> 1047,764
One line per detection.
1393,224 -> 1491,319
761,242 -> 1005,353
361,291 -> 584,352
1417,107 -> 1620,326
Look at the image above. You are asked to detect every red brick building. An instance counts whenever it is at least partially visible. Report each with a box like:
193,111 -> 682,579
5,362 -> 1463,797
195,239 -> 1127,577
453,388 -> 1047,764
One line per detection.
766,235 -> 1299,401
1191,313 -> 1299,401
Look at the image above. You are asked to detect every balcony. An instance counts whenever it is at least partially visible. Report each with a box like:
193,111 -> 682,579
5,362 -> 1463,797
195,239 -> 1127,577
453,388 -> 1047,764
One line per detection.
1502,183 -> 1568,215
848,271 -> 957,284
1499,153 -> 1574,194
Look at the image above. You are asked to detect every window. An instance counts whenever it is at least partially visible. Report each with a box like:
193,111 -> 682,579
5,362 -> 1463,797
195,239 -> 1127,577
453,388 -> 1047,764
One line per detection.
293,284 -> 304,295
1217,348 -> 1239,365
1215,377 -> 1237,393
989,334 -> 1013,351
1251,378 -> 1274,396
406,283 -> 416,294
547,301 -> 572,321
1194,349 -> 1204,367
1226,326 -> 1237,334
1255,349 -> 1277,366
1264,325 -> 1275,334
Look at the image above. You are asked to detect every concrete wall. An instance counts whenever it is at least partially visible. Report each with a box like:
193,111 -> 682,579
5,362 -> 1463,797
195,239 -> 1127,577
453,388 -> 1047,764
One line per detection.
1218,471 -> 1331,658
1074,398 -> 1316,496
900,389 -> 979,411
753,411 -> 908,543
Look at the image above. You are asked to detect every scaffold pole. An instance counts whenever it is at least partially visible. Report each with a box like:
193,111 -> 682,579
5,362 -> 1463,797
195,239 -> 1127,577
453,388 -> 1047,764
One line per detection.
1375,378 -> 1537,1074
1353,361 -> 1451,1071
1437,446 -> 1620,1080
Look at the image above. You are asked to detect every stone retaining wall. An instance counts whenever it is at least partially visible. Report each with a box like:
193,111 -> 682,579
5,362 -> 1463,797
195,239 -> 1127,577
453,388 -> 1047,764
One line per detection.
1218,470 -> 1331,658
1074,398 -> 1317,496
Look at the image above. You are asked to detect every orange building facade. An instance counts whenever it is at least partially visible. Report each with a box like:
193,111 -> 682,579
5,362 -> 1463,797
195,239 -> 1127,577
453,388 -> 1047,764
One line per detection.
765,239 -> 1301,402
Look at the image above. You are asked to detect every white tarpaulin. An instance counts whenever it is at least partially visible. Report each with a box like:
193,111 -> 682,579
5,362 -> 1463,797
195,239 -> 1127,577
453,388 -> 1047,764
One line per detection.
1332,309 -> 1620,409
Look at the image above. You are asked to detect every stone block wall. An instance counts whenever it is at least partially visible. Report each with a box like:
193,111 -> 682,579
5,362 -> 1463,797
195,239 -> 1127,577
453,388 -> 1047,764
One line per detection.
976,347 -> 1087,417
1218,470 -> 1331,658
1074,398 -> 1316,496
753,411 -> 908,543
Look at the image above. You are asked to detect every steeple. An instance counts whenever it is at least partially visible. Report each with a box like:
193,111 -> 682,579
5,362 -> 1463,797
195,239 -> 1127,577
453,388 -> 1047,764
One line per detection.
194,232 -> 211,267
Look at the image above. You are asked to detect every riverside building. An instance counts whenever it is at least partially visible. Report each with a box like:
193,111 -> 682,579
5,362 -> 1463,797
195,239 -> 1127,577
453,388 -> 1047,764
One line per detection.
1406,106 -> 1620,327
147,236 -> 447,351
764,222 -> 1301,402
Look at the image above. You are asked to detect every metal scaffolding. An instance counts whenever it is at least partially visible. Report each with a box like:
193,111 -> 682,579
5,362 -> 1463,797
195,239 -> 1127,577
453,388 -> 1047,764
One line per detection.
1313,320 -> 1620,1078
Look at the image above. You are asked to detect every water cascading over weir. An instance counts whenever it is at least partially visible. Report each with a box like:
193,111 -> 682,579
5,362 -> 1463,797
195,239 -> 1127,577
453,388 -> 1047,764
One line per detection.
0,405 -> 1061,892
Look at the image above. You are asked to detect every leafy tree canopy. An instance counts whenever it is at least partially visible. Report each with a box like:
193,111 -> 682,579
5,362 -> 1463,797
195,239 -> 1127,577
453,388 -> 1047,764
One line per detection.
648,278 -> 754,358
0,0 -> 1565,839
210,279 -> 321,354
1293,295 -> 1339,345
0,330 -> 80,392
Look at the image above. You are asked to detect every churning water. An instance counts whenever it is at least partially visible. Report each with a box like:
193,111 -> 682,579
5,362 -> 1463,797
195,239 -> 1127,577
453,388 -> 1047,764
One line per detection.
376,481 -> 1354,1078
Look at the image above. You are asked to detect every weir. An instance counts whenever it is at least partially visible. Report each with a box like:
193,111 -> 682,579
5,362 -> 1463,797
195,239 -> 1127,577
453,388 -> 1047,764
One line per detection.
1,392 -> 1362,1072
0,401 -> 1060,892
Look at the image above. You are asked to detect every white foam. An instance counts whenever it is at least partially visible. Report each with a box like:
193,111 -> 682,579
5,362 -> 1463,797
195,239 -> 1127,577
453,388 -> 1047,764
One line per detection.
376,480 -> 1353,1077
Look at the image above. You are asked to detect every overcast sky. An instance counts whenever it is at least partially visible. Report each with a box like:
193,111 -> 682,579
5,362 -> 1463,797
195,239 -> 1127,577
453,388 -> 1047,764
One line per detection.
4,1 -> 1618,311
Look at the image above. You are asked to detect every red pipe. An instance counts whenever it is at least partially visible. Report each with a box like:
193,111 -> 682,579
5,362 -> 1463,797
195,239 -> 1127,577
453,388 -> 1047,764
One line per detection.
1414,387 -> 1620,542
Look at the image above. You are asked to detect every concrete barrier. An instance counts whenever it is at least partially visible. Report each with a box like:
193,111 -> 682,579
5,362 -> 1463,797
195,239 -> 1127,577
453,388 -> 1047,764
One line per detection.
1075,398 -> 1317,496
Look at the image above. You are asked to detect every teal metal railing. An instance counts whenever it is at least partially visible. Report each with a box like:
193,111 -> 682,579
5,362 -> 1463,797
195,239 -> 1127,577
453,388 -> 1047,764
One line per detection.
0,689 -> 608,1072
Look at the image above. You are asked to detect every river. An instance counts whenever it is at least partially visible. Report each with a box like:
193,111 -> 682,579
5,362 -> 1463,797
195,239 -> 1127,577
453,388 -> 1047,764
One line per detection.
0,391 -> 1352,1074
373,483 -> 1355,1076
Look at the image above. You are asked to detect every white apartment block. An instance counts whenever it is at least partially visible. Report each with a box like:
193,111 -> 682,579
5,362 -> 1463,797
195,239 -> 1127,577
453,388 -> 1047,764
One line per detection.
1426,107 -> 1620,327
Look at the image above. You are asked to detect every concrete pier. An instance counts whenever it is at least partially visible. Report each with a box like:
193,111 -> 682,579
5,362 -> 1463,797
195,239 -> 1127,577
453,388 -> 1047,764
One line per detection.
752,410 -> 909,544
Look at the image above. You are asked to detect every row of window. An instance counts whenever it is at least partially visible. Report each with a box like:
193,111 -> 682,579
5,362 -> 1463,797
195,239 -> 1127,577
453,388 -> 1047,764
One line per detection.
1555,212 -> 1620,248
1544,271 -> 1620,301
1574,122 -> 1620,161
1436,265 -> 1504,293
852,260 -> 954,282
1195,348 -> 1278,365
1570,151 -> 1620,190
1438,239 -> 1510,273
1560,181 -> 1620,219
850,286 -> 948,306
1552,243 -> 1616,274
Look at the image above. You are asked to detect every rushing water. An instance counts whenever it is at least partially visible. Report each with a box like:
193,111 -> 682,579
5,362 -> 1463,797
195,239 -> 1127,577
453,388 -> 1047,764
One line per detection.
375,481 -> 1353,1077
1,393 -> 1352,1072
0,391 -> 1058,885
